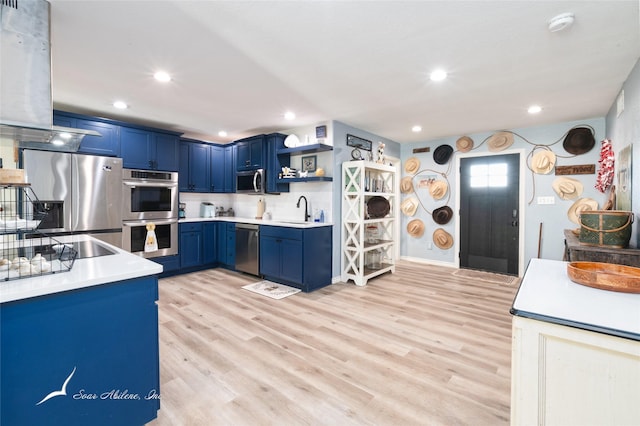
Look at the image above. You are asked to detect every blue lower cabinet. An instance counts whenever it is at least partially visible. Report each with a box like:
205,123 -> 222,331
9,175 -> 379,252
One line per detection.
203,223 -> 217,264
180,222 -> 203,269
260,225 -> 331,292
0,276 -> 160,426
152,254 -> 180,276
216,222 -> 235,268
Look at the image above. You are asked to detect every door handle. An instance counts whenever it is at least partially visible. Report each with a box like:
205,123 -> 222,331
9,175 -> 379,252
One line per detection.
512,220 -> 519,227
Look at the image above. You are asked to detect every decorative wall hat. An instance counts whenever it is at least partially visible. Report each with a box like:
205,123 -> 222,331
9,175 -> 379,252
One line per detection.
404,157 -> 420,175
401,197 -> 419,217
456,136 -> 474,153
407,219 -> 425,238
567,198 -> 599,224
432,206 -> 453,225
400,176 -> 414,194
433,228 -> 454,249
429,180 -> 448,200
563,127 -> 595,155
552,177 -> 583,200
487,131 -> 514,152
530,150 -> 556,174
433,144 -> 454,165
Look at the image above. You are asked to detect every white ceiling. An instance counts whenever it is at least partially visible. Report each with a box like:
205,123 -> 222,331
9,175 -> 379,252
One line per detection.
48,0 -> 640,144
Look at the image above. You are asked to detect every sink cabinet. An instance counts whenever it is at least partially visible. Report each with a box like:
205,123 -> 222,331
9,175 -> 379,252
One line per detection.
260,225 -> 332,292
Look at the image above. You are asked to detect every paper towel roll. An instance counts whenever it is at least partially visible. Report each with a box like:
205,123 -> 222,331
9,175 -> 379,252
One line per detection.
256,198 -> 265,219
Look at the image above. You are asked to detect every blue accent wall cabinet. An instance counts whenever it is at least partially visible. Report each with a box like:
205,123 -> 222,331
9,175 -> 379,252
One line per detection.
260,225 -> 332,292
0,276 -> 160,426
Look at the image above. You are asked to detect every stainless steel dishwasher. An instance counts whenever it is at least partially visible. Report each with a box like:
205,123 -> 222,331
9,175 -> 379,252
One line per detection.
235,223 -> 260,276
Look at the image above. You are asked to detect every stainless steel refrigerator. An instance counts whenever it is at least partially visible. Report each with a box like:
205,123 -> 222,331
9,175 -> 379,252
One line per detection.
22,150 -> 123,248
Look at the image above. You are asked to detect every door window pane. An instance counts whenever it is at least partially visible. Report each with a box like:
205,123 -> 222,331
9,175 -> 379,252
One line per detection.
470,163 -> 508,188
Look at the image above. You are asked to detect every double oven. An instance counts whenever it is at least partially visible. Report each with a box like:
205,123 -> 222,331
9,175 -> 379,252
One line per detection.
122,169 -> 179,258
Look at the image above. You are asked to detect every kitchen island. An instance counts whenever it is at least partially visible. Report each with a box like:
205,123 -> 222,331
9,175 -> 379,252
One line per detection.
0,235 -> 163,426
510,258 -> 640,425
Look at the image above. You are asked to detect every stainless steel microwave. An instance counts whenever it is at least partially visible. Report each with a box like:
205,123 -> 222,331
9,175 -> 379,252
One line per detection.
236,169 -> 265,194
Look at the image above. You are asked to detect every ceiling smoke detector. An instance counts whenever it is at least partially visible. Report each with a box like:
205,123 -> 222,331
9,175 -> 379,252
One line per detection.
548,13 -> 575,32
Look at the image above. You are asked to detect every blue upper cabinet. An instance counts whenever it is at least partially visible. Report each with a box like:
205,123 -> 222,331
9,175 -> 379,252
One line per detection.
235,135 -> 265,171
155,133 -> 180,171
224,145 -> 234,193
266,133 -> 289,193
209,145 -> 225,193
121,127 -> 179,171
53,111 -> 120,157
179,139 -> 210,192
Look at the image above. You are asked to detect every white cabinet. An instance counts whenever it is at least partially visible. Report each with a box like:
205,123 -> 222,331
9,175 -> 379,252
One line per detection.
511,316 -> 640,426
341,161 -> 396,286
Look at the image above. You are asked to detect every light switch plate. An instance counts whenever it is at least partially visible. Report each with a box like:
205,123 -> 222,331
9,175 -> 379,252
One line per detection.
537,196 -> 555,205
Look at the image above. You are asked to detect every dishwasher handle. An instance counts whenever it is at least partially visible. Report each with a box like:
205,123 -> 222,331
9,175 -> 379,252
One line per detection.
235,223 -> 259,231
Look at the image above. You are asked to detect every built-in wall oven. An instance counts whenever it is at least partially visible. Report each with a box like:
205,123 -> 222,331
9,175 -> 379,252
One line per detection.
122,169 -> 179,258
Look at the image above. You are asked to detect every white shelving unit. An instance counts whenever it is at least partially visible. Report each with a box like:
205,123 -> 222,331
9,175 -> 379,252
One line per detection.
341,161 -> 396,286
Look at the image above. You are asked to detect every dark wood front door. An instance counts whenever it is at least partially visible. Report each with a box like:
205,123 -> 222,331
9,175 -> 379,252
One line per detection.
460,154 -> 520,275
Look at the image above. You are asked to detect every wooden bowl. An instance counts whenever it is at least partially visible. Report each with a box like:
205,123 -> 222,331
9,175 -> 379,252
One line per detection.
567,262 -> 640,293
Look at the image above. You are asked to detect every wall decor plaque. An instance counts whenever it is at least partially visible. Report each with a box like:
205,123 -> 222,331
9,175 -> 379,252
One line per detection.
555,164 -> 596,175
346,134 -> 372,151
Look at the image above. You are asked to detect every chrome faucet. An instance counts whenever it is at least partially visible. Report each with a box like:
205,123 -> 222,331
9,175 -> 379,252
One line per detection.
296,195 -> 310,222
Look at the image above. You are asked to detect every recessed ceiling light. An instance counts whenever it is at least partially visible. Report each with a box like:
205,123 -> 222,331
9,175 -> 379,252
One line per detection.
154,71 -> 171,82
548,13 -> 575,32
113,101 -> 128,109
412,125 -> 422,133
218,131 -> 228,137
430,69 -> 447,82
284,111 -> 296,120
528,105 -> 542,114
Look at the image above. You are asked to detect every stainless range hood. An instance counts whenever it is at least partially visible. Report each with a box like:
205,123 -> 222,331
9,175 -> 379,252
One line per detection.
0,0 -> 99,151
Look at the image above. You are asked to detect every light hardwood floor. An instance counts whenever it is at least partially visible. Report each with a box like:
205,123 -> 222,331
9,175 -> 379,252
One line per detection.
149,261 -> 519,426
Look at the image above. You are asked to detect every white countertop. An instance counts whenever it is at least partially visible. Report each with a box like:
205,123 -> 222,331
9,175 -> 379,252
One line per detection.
179,216 -> 333,228
0,235 -> 162,304
512,258 -> 640,339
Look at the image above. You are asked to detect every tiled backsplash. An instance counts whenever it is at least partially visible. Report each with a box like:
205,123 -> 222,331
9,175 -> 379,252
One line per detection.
179,184 -> 332,223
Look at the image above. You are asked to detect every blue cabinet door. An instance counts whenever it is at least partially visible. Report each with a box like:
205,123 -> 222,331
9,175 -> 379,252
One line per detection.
266,133 -> 289,193
209,145 -> 225,193
224,145 -> 234,193
121,127 -> 153,169
281,238 -> 303,283
190,143 -> 210,192
179,142 -> 191,191
216,222 -> 227,265
203,223 -> 216,264
154,133 -> 179,171
260,236 -> 282,277
179,223 -> 203,268
76,119 -> 120,157
226,223 -> 236,267
236,141 -> 251,170
53,111 -> 120,157
235,136 -> 264,171
179,141 -> 210,192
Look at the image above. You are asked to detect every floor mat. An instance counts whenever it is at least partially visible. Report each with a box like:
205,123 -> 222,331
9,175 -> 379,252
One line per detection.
242,280 -> 301,299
